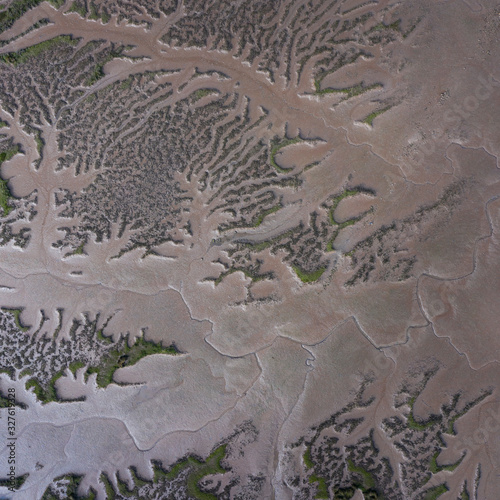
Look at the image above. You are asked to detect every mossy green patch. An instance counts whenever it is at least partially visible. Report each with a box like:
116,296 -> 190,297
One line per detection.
100,473 -> 116,500
83,487 -> 97,500
444,391 -> 491,435
116,473 -> 131,495
162,445 -> 228,499
347,459 -> 375,490
1,307 -> 29,331
88,335 -> 179,389
0,367 -> 15,379
24,333 -> 178,403
193,88 -> 218,101
250,240 -> 272,253
40,474 -> 87,499
309,474 -> 329,499
236,226 -> 299,256
87,446 -> 227,499
34,130 -> 44,156
69,242 -> 85,256
324,188 -> 370,251
0,0 -> 44,34
333,486 -> 356,499
304,161 -> 320,171
362,106 -> 391,127
25,378 -> 43,399
88,2 -> 99,20
325,231 -> 339,252
421,483 -> 449,500
270,136 -> 302,173
25,372 -> 64,403
214,266 -> 272,285
184,445 -> 228,500
96,328 -> 113,344
0,145 -> 21,162
68,1 -> 87,17
328,189 -> 360,225
253,203 -> 281,227
0,473 -> 28,490
315,82 -> 382,98
129,467 -> 150,488
85,47 -> 124,86
292,265 -> 326,283
119,77 -> 133,90
0,177 -> 14,216
369,20 -> 401,33
100,9 -> 110,23
0,35 -> 78,65
47,0 -> 65,8
429,449 -> 464,474
460,482 -> 470,500
69,360 -> 86,375
0,392 -> 27,409
303,446 -> 314,469
0,145 -> 20,215
407,396 -> 441,431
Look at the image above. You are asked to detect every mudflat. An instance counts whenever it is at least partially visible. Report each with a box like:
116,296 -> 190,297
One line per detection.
0,0 -> 498,498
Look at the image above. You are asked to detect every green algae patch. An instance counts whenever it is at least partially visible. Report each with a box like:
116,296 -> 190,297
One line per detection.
0,145 -> 21,215
347,460 -> 375,490
193,88 -> 218,101
362,106 -> 391,127
68,1 -> 87,17
303,446 -> 314,469
85,47 -> 124,86
253,203 -> 281,227
22,332 -> 178,403
166,445 -> 228,500
40,474 -> 97,500
99,473 -> 116,500
328,189 -> 361,225
67,241 -> 85,256
369,20 -> 401,33
421,483 -> 449,500
25,372 -> 64,403
89,336 -> 179,389
68,360 -> 86,375
47,0 -> 65,7
1,307 -> 29,332
0,178 -> 14,216
444,390 -> 491,435
270,136 -> 302,173
407,396 -> 441,431
316,82 -> 382,98
0,473 -> 28,490
309,474 -> 329,499
0,0 -> 45,34
460,482 -> 470,500
292,265 -> 326,283
324,188 -> 371,252
0,392 -> 27,409
65,446 -> 229,499
429,449 -> 464,474
213,265 -> 272,285
0,35 -> 79,66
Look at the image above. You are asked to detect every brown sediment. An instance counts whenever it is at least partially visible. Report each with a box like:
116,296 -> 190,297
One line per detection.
0,0 -> 498,498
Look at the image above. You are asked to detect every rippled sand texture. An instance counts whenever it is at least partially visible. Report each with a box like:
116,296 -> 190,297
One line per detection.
0,0 -> 498,498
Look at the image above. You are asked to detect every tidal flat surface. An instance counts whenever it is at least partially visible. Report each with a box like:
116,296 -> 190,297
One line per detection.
0,0 -> 499,498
